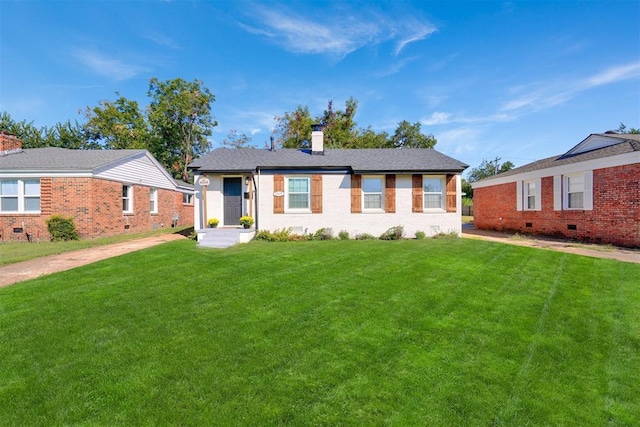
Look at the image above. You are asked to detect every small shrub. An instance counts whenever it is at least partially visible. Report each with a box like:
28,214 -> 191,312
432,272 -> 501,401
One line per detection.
432,231 -> 459,239
255,228 -> 293,242
415,230 -> 426,240
46,215 -> 79,241
338,230 -> 350,240
380,225 -> 404,240
312,228 -> 333,241
355,233 -> 376,240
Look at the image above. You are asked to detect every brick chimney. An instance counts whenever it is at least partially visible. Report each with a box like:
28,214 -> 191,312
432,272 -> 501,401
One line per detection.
0,131 -> 23,156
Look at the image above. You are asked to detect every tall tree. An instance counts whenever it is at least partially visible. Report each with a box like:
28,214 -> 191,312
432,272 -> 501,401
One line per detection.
0,112 -> 45,148
43,120 -> 93,149
147,78 -> 217,180
320,98 -> 359,148
222,130 -> 253,149
273,105 -> 314,148
467,158 -> 515,183
616,122 -> 640,134
82,94 -> 149,149
355,127 -> 391,148
272,97 -> 439,150
391,120 -> 437,148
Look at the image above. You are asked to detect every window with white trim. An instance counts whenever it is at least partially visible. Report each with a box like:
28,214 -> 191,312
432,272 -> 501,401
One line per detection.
150,188 -> 158,214
182,193 -> 193,205
362,176 -> 384,210
0,179 -> 41,213
566,174 -> 584,209
286,177 -> 310,211
122,185 -> 133,213
525,181 -> 536,210
554,171 -> 592,211
423,176 -> 445,210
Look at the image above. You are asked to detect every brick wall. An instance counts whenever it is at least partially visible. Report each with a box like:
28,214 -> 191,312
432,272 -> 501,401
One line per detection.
0,177 -> 193,242
474,163 -> 640,248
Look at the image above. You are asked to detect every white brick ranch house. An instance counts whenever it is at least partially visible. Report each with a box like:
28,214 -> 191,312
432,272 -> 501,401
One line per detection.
188,130 -> 468,238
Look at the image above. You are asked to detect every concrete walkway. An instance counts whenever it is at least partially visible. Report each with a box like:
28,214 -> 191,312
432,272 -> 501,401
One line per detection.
462,224 -> 639,264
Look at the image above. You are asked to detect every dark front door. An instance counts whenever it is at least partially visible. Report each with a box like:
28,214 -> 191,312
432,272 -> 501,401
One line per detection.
223,177 -> 242,225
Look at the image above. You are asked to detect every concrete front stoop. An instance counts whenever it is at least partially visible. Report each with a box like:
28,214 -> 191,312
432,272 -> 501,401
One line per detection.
196,227 -> 256,248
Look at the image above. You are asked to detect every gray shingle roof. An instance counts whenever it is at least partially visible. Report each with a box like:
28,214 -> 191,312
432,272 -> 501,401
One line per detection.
189,148 -> 468,173
477,134 -> 640,183
0,147 -> 147,171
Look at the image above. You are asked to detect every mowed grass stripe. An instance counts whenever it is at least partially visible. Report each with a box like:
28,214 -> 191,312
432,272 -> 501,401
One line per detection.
0,239 -> 638,425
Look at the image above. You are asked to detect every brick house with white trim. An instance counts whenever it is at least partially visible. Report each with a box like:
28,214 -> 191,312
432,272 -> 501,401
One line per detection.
0,132 -> 193,241
188,129 -> 468,238
472,133 -> 640,248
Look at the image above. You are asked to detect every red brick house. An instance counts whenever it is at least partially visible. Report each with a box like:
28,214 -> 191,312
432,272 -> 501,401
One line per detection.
472,133 -> 640,248
0,132 -> 193,242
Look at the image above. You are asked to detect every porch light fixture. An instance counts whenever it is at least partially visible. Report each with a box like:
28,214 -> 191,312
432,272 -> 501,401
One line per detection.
245,176 -> 250,185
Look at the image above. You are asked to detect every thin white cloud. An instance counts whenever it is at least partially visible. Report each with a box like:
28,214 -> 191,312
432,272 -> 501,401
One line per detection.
436,127 -> 484,156
422,111 -> 513,126
422,112 -> 452,125
584,62 -> 640,87
239,3 -> 436,59
501,61 -> 640,113
393,22 -> 438,55
72,48 -> 147,80
142,32 -> 181,49
374,56 -> 419,77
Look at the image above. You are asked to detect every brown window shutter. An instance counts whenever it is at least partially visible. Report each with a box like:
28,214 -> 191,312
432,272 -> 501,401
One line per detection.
311,175 -> 323,213
40,177 -> 52,216
385,174 -> 396,213
351,174 -> 362,213
412,174 -> 423,213
273,175 -> 284,214
446,174 -> 457,212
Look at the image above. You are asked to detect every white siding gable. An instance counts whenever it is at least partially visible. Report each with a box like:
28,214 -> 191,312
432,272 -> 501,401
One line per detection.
564,135 -> 624,156
94,152 -> 177,190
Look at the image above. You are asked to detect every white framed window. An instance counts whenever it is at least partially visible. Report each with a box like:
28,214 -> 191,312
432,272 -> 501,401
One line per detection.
423,176 -> 445,210
520,179 -> 542,211
525,181 -> 536,210
150,188 -> 158,214
286,177 -> 310,211
0,179 -> 41,213
554,171 -> 593,211
362,176 -> 384,210
566,174 -> 584,209
122,185 -> 133,213
182,193 -> 193,205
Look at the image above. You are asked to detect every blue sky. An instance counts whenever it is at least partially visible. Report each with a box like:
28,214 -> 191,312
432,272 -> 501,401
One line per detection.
1,0 -> 638,173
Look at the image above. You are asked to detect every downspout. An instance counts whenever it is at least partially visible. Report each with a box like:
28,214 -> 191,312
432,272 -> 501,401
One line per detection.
255,168 -> 260,230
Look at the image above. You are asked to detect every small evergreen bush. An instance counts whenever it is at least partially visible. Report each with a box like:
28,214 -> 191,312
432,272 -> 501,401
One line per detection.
380,225 -> 404,240
312,228 -> 333,241
255,228 -> 294,242
415,230 -> 426,240
354,233 -> 376,240
46,215 -> 79,241
338,230 -> 350,240
433,231 -> 459,239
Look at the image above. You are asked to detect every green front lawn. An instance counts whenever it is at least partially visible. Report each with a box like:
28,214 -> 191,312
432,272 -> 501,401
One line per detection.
1,239 -> 638,425
0,226 -> 191,266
